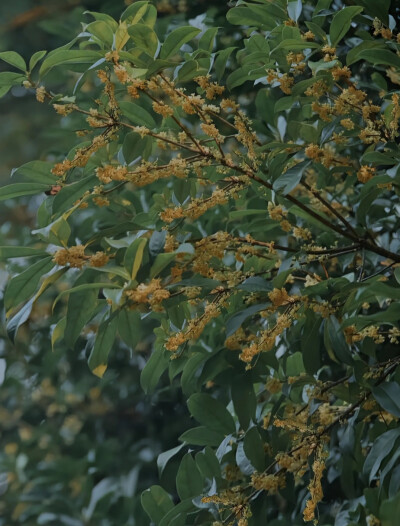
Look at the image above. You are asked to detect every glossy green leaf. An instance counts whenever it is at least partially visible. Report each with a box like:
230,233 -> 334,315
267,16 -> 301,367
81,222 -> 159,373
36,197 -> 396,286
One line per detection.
39,50 -> 104,77
0,183 -> 49,201
87,313 -> 119,376
128,24 -> 158,57
64,277 -> 99,348
372,383 -> 400,418
86,21 -> 114,47
0,71 -> 25,87
29,50 -> 47,71
5,256 -> 54,311
119,101 -> 156,128
358,49 -> 400,69
141,485 -> 174,525
330,6 -> 363,46
0,246 -> 47,259
0,51 -> 26,71
117,310 -> 142,349
149,253 -> 175,279
124,237 -> 147,280
140,348 -> 169,394
176,453 -> 203,500
160,26 -> 201,60
323,315 -> 353,364
157,444 -> 185,477
187,393 -> 236,435
179,426 -> 225,447
195,447 -> 220,479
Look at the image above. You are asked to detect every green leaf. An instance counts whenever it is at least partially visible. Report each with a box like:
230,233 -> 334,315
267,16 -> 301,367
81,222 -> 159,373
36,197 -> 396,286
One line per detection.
53,283 -> 119,311
160,26 -> 201,60
214,46 -> 236,83
187,393 -> 236,435
361,151 -> 397,166
176,453 -> 203,500
124,237 -> 147,280
128,24 -> 158,57
226,303 -> 269,337
5,256 -> 54,312
119,101 -> 155,128
380,492 -> 400,526
159,498 -> 196,526
64,276 -> 99,348
301,312 -> 322,374
286,351 -> 305,376
199,27 -> 218,52
330,6 -> 363,47
179,426 -> 225,446
177,60 -> 207,83
52,175 -> 96,216
140,348 -> 169,394
150,253 -> 175,279
121,1 -> 156,26
0,246 -> 47,260
87,313 -> 119,376
323,315 -> 353,364
122,132 -> 152,163
51,316 -> 67,351
363,428 -> 400,483
372,382 -> 400,418
141,486 -> 174,525
181,352 -> 208,396
236,277 -> 272,292
358,49 -> 400,69
6,297 -> 35,343
244,427 -> 265,471
29,50 -> 47,71
346,41 -> 386,66
86,21 -> 114,47
157,444 -> 185,476
0,183 -> 49,201
0,71 -> 25,87
273,160 -> 310,195
118,309 -> 142,349
226,6 -> 277,30
195,447 -> 220,479
231,377 -> 256,430
149,231 -> 166,256
39,50 -> 104,77
287,0 -> 302,22
274,39 -> 320,51
0,51 -> 26,71
11,160 -> 56,184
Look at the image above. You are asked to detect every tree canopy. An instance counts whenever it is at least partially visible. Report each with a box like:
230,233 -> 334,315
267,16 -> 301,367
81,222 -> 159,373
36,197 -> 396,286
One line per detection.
1,1 -> 400,525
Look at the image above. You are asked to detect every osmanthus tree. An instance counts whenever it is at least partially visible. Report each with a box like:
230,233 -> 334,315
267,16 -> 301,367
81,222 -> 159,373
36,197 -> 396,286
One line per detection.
1,0 -> 400,524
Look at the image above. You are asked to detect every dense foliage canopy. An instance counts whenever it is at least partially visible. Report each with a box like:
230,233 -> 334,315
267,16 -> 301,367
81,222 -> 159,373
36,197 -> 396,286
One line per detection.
1,1 -> 400,525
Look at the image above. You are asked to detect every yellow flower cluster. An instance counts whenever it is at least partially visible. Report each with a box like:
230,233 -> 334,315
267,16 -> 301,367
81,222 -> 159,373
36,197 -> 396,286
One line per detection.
53,246 -> 109,269
239,313 -> 293,364
53,245 -> 87,269
96,165 -> 128,184
160,184 -> 243,224
357,165 -> 376,183
195,75 -> 225,99
53,103 -> 76,116
250,472 -> 285,494
89,252 -> 110,267
165,301 -> 222,351
125,279 -> 170,311
52,136 -> 108,177
192,232 -> 231,277
303,456 -> 325,523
